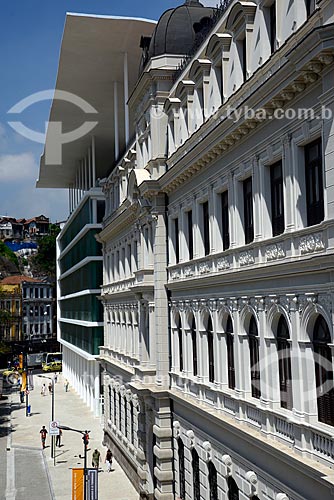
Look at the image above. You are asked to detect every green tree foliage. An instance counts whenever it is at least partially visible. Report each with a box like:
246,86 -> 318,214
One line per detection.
0,241 -> 19,269
32,224 -> 61,277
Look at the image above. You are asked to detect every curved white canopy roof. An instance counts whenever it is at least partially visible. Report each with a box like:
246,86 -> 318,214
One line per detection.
37,13 -> 156,188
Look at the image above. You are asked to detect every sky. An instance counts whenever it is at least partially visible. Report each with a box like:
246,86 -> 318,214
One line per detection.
0,0 -> 217,222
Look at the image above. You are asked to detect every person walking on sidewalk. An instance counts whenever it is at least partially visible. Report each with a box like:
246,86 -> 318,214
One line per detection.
105,449 -> 113,472
41,383 -> 46,396
54,372 -> 58,384
40,426 -> 48,449
56,428 -> 62,447
64,379 -> 69,392
48,382 -> 53,394
92,449 -> 101,470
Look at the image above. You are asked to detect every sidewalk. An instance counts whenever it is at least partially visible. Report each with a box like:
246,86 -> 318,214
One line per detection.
9,373 -> 138,500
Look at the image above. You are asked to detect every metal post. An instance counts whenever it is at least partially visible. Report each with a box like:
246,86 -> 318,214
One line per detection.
25,352 -> 29,417
84,430 -> 87,500
52,378 -> 55,464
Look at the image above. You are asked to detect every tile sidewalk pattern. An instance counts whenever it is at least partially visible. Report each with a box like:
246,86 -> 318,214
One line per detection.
8,373 -> 138,500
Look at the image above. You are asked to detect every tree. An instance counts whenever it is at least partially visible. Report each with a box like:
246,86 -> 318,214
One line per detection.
32,224 -> 60,278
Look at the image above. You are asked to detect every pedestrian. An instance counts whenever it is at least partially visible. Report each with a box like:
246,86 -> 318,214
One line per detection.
92,448 -> 101,470
56,428 -> 62,447
105,449 -> 113,472
48,382 -> 53,394
54,372 -> 58,384
40,425 -> 48,449
20,389 -> 25,403
41,383 -> 46,396
64,379 -> 69,392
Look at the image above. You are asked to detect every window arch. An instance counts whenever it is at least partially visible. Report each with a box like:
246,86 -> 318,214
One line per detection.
191,316 -> 198,376
118,392 -> 122,430
178,439 -> 186,500
226,315 -> 235,390
248,316 -> 261,399
313,315 -> 334,426
177,315 -> 183,372
277,315 -> 293,410
192,449 -> 200,500
207,315 -> 215,383
208,461 -> 218,500
227,476 -> 239,500
130,400 -> 135,444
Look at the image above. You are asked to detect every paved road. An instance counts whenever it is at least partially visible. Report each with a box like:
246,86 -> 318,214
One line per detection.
0,384 -> 53,500
0,392 -> 10,500
0,374 -> 138,500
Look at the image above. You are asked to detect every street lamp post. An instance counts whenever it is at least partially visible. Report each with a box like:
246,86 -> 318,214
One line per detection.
58,425 -> 90,500
37,374 -> 55,465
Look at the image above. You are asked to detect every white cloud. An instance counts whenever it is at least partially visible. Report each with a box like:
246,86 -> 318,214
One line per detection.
0,152 -> 68,221
0,152 -> 37,181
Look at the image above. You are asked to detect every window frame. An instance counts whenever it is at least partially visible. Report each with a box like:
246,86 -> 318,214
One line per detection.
270,160 -> 285,236
243,177 -> 254,244
305,138 -> 324,227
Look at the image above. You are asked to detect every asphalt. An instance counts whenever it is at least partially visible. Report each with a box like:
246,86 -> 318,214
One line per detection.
0,373 -> 138,500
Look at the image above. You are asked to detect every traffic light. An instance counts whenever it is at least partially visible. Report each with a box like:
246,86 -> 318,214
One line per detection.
82,433 -> 89,446
19,353 -> 24,370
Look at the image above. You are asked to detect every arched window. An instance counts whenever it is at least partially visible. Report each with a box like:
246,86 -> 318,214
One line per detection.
191,316 -> 198,376
130,400 -> 134,444
248,316 -> 261,399
192,449 -> 200,500
226,316 -> 235,390
109,386 -> 112,421
313,316 -> 334,426
208,461 -> 218,500
277,315 -> 293,410
227,476 -> 239,500
124,396 -> 128,438
178,439 -> 186,500
177,315 -> 183,372
207,316 -> 215,383
113,389 -> 117,425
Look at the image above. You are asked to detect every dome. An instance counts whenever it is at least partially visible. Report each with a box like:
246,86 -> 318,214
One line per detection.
148,0 -> 216,59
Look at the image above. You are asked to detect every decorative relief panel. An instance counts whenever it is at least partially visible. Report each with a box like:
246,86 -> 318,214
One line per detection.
184,265 -> 195,277
299,233 -> 325,255
199,261 -> 211,274
239,250 -> 255,266
266,243 -> 285,261
216,257 -> 230,270
171,269 -> 181,280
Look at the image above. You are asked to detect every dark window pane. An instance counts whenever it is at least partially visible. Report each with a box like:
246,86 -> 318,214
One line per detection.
277,316 -> 293,410
313,316 -> 334,426
191,317 -> 198,376
174,218 -> 180,263
202,201 -> 210,255
207,316 -> 215,383
188,211 -> 194,260
249,316 -> 261,399
178,439 -> 186,500
178,317 -> 183,372
243,178 -> 254,244
305,138 -> 324,226
192,449 -> 200,500
270,2 -> 276,53
226,316 -> 235,390
228,477 -> 239,500
221,191 -> 230,250
208,462 -> 218,500
271,161 -> 284,236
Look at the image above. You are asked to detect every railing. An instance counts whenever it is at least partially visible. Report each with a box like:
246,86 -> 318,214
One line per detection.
312,431 -> 334,461
172,0 -> 234,83
274,416 -> 294,444
246,405 -> 261,428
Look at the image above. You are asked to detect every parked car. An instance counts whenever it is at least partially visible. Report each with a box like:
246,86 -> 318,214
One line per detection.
42,361 -> 62,372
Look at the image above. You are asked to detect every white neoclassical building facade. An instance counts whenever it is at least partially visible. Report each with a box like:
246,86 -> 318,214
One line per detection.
98,1 -> 334,499
40,0 -> 334,499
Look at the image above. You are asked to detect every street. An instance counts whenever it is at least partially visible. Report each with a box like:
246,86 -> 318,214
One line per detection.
0,374 -> 138,500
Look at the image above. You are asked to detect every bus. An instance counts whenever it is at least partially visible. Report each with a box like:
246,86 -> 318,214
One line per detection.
42,352 -> 62,366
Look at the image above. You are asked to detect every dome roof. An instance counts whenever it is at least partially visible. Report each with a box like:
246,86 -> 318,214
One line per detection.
148,0 -> 216,59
